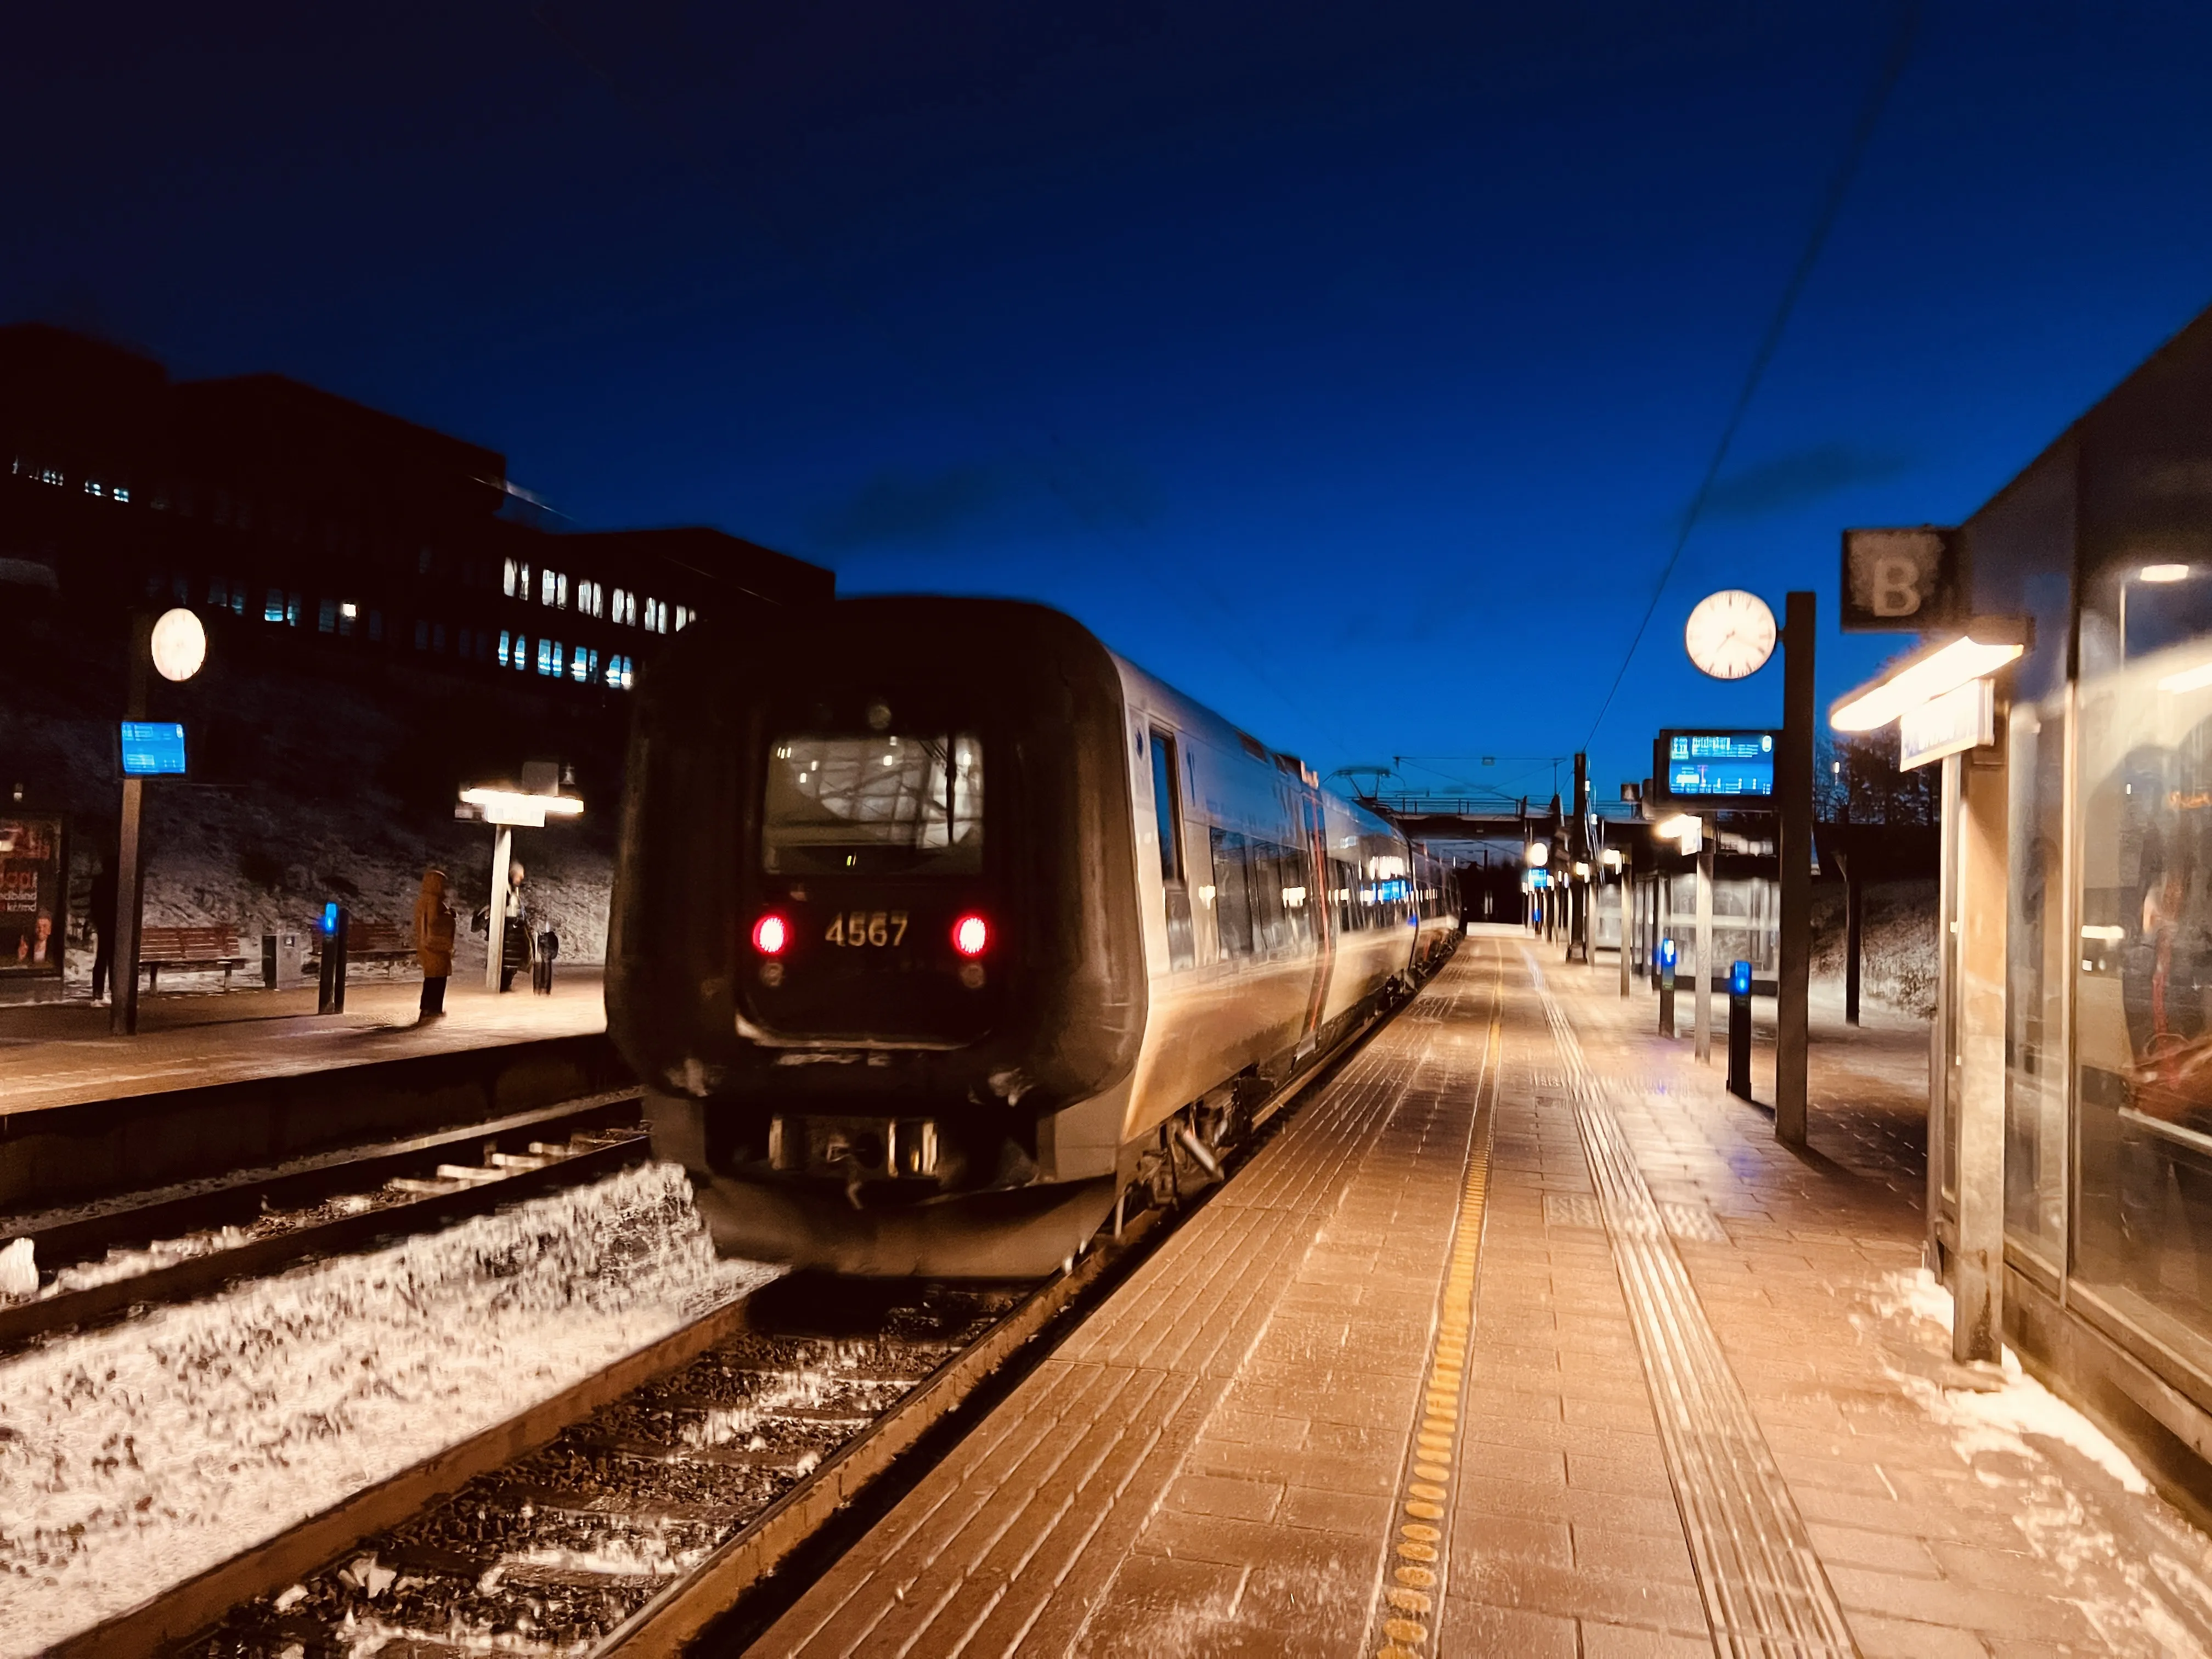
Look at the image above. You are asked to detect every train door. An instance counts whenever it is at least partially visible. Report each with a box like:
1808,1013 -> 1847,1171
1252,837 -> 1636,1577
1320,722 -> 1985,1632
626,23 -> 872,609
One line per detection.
1296,789 -> 1333,1054
1150,727 -> 1195,970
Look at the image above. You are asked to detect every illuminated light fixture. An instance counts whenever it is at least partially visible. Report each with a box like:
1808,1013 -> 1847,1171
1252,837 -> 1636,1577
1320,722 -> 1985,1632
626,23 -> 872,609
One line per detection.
1525,842 -> 1549,867
2160,660 -> 2212,694
1601,849 -> 1624,870
1572,862 -> 1590,879
150,607 -> 206,682
2080,924 -> 2126,943
2141,563 -> 2192,583
952,914 -> 990,957
752,914 -> 789,955
1656,814 -> 1700,840
1828,620 -> 2030,733
459,786 -> 585,827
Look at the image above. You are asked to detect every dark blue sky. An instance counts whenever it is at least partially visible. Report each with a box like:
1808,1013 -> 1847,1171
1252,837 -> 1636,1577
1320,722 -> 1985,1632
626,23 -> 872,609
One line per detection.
10,3 -> 2212,802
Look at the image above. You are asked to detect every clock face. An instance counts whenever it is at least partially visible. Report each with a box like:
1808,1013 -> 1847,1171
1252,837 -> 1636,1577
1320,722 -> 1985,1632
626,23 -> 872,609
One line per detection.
1684,589 -> 1776,680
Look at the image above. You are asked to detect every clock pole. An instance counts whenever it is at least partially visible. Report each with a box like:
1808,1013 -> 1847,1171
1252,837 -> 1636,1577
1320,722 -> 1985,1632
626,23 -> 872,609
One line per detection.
1775,590 -> 1815,1147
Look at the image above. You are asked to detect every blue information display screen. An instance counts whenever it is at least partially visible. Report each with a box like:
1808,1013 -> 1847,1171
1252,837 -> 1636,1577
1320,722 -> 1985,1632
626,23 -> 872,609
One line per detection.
120,721 -> 187,777
1661,730 -> 1774,800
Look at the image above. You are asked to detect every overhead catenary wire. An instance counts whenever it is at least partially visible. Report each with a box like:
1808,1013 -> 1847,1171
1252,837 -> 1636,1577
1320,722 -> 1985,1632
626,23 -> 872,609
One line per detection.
1580,1 -> 1919,749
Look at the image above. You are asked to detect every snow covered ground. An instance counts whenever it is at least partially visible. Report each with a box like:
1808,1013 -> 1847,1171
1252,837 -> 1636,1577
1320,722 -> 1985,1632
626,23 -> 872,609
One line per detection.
1866,1268 -> 2212,1656
0,1161 -> 775,1657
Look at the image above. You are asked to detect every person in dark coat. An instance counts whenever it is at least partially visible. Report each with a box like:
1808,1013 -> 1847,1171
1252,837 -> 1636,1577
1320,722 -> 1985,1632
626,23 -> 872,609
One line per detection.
88,856 -> 117,1004
414,868 -> 456,1017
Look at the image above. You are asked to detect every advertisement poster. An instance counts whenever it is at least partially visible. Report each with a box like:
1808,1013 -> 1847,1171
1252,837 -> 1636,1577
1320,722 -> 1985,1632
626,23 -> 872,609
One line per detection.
0,815 -> 65,977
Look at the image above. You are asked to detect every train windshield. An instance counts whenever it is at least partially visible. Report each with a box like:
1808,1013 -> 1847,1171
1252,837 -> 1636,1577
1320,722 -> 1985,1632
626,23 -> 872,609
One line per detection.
762,735 -> 984,875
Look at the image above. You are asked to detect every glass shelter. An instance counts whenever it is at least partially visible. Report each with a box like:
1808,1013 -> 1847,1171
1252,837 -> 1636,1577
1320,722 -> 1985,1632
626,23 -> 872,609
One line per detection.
1899,309 -> 2212,1514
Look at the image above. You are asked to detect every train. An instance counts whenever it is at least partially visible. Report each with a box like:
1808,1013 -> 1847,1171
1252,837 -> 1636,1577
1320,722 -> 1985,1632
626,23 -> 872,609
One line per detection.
606,597 -> 1458,1276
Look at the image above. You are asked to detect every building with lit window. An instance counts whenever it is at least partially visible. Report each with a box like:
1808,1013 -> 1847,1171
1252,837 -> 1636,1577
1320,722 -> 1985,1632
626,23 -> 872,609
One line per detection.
0,323 -> 831,988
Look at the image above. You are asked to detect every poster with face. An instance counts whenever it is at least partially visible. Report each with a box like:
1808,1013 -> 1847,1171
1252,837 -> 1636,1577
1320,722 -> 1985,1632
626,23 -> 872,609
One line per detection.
0,816 -> 65,977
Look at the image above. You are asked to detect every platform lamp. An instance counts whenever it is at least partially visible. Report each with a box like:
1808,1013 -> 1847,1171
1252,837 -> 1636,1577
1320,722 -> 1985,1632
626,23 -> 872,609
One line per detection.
109,608 -> 206,1036
457,770 -> 583,992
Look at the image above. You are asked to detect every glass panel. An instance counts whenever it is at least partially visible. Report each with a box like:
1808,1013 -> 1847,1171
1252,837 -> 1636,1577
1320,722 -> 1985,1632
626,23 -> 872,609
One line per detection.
1150,732 -> 1181,882
762,735 -> 983,875
2004,693 -> 2069,1256
2074,445 -> 2212,1360
1210,830 -> 1253,957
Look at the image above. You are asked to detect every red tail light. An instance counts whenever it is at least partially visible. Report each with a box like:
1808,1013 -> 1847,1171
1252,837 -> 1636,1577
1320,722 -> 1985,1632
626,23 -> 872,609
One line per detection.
752,914 -> 790,955
952,914 -> 989,957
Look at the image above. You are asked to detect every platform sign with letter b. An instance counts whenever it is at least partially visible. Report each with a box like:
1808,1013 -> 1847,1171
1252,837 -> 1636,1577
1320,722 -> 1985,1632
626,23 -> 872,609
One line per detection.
1841,527 -> 1961,632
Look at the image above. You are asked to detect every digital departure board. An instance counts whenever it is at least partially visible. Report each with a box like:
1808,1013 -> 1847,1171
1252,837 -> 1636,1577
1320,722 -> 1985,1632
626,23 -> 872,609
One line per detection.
119,721 -> 187,777
1652,730 -> 1776,805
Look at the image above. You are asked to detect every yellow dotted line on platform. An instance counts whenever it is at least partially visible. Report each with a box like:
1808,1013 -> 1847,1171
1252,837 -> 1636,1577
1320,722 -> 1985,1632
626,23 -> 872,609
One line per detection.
1373,978 -> 1499,1659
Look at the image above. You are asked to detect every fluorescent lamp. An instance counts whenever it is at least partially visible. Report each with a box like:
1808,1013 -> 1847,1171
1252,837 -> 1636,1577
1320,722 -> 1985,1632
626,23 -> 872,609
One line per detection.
2141,564 -> 2191,583
2080,924 -> 2126,942
1656,814 -> 1700,840
1830,634 -> 2026,732
2160,661 -> 2212,693
460,786 -> 585,827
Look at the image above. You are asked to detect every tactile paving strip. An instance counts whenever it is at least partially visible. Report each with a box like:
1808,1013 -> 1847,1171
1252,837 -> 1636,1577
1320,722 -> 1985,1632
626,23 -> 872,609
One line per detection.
1534,963 -> 1860,1659
1365,952 -> 1501,1659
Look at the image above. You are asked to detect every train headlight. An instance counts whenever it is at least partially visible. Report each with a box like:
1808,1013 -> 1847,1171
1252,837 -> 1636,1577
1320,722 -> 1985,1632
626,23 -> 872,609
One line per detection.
952,914 -> 989,957
752,913 -> 791,955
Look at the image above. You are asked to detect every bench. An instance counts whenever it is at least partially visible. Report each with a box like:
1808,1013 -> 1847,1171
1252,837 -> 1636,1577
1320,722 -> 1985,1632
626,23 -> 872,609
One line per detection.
139,926 -> 250,990
305,919 -> 417,974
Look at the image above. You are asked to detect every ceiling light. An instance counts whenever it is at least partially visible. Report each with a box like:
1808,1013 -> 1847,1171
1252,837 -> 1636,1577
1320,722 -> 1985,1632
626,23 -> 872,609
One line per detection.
1830,629 -> 2027,732
2160,661 -> 2212,694
2141,564 -> 2191,583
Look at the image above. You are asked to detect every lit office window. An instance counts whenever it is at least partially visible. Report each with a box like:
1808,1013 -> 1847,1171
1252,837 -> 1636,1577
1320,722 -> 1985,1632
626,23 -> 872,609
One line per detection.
642,597 -> 668,633
498,629 -> 512,667
339,601 -> 357,640
287,592 -> 301,625
674,605 -> 691,630
603,653 -> 634,689
113,485 -> 129,504
537,637 -> 560,675
84,479 -> 103,498
265,588 -> 287,624
503,558 -> 522,597
578,579 -> 603,618
540,569 -> 569,609
612,588 -> 636,626
208,578 -> 229,608
571,645 -> 595,682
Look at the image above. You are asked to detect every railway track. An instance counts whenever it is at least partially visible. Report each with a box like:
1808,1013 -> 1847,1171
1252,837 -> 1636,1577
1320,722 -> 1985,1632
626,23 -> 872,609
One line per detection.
0,1090 -> 647,1351
44,986 -> 1418,1658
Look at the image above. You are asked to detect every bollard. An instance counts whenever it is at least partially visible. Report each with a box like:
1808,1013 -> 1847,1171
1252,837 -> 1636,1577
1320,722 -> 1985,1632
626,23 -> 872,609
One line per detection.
1657,936 -> 1677,1038
317,901 -> 349,1015
1726,958 -> 1753,1101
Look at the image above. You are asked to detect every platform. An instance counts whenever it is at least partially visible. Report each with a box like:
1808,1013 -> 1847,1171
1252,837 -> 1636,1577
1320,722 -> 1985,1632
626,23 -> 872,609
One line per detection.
0,967 -> 607,1118
746,930 -> 2212,1657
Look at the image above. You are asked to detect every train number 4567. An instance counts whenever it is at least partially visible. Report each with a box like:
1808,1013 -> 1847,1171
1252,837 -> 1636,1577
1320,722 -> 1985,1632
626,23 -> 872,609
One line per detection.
825,910 -> 909,947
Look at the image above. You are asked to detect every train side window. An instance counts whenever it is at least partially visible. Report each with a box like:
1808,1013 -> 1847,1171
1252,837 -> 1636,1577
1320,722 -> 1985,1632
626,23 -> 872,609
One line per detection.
1210,828 -> 1254,957
1150,729 -> 1183,882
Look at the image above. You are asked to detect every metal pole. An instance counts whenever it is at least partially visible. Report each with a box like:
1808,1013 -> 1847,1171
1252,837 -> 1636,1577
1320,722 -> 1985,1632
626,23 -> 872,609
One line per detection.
1619,867 -> 1632,997
111,613 -> 151,1036
1694,840 -> 1714,1063
1953,718 -> 2010,1364
1843,850 -> 1863,1025
483,823 -> 514,992
1775,590 -> 1815,1147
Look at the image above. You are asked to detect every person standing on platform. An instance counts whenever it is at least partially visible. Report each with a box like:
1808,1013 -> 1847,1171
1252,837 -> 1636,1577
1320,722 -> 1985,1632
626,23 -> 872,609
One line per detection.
414,867 -> 456,1018
88,853 -> 117,1005
499,862 -> 531,994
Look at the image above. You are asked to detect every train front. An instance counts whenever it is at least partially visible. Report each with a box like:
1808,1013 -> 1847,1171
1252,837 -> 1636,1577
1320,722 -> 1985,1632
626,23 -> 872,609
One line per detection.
608,597 -> 1148,1277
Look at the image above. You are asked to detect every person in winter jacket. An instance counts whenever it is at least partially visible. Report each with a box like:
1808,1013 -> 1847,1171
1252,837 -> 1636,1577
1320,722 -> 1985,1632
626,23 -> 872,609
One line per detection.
414,867 -> 457,1017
